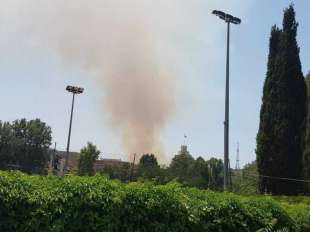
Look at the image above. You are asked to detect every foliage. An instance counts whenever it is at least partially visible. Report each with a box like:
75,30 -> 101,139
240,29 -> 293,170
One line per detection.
304,72 -> 310,192
256,5 -> 306,195
188,156 -> 209,189
0,171 -> 305,232
98,162 -> 131,182
167,146 -> 223,190
137,154 -> 160,180
274,195 -> 310,205
232,161 -> 259,195
205,158 -> 223,191
97,147 -> 223,191
168,145 -> 196,185
78,142 -> 100,176
282,204 -> 310,232
274,196 -> 310,232
0,119 -> 52,174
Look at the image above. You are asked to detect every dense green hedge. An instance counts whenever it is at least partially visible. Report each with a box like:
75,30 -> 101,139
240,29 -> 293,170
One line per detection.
0,171 -> 307,232
274,196 -> 310,232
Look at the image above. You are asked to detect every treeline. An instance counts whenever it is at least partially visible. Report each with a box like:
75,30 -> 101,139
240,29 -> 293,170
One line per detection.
256,5 -> 310,195
97,146 -> 224,191
0,119 -> 224,191
0,119 -> 52,174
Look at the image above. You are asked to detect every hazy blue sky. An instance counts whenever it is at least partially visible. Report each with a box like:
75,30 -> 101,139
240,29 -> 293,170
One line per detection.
1,1 -> 309,166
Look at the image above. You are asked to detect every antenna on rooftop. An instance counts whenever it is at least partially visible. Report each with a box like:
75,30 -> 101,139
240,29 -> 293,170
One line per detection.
183,134 -> 187,146
235,142 -> 240,170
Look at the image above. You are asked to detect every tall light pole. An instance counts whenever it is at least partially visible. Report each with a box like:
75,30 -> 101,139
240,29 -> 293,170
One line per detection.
64,85 -> 84,174
212,10 -> 241,191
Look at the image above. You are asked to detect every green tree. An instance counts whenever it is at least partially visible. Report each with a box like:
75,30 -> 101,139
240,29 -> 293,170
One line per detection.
206,158 -> 224,191
168,146 -> 222,190
0,119 -> 52,174
137,154 -> 160,180
256,5 -> 306,195
232,161 -> 259,195
190,157 -> 209,189
304,72 -> 310,191
168,145 -> 195,185
78,142 -> 100,176
14,119 -> 52,173
99,162 -> 131,181
0,121 -> 15,168
256,24 -> 281,194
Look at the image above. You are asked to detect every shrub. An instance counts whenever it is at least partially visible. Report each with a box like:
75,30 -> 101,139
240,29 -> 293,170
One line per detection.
274,196 -> 310,232
0,171 -> 305,232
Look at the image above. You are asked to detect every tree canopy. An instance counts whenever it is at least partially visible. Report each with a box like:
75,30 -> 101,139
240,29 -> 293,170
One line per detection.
168,145 -> 195,185
0,119 -> 52,174
304,72 -> 310,191
137,154 -> 160,180
78,142 -> 100,176
256,5 -> 306,195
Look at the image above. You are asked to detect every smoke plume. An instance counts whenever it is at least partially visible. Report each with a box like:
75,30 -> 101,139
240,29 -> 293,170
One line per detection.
0,0 -> 254,163
9,0 -> 182,161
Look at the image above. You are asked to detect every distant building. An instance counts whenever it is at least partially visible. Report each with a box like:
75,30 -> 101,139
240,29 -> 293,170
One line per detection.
180,145 -> 189,154
50,150 -> 130,176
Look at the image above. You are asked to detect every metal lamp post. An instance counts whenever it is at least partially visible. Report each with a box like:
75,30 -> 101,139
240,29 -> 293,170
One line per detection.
212,10 -> 241,191
63,85 -> 84,174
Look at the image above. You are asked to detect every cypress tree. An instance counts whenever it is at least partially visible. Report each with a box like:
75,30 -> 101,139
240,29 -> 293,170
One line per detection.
256,5 -> 306,195
256,25 -> 281,194
304,72 -> 310,191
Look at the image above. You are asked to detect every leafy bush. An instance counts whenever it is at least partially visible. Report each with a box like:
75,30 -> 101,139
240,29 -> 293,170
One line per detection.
273,196 -> 310,232
0,171 -> 305,232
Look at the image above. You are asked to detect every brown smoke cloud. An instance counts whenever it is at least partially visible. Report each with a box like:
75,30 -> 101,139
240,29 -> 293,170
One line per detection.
11,0 -> 180,161
0,0 -> 253,163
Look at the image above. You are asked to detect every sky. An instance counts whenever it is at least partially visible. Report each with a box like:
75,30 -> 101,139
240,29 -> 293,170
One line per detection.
0,0 -> 310,166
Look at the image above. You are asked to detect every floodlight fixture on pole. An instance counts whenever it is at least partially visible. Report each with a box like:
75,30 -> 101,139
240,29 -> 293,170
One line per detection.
212,10 -> 241,24
212,10 -> 241,191
66,85 -> 84,94
63,85 -> 84,175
